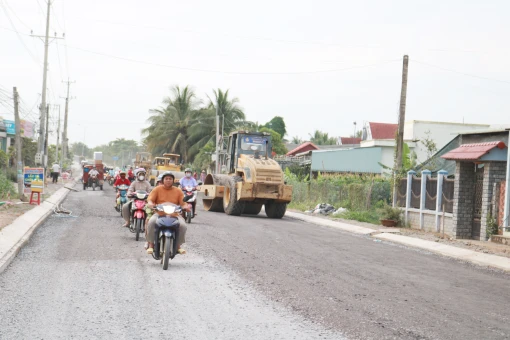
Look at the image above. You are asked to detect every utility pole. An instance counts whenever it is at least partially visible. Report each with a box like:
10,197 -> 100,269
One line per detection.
55,105 -> 61,165
215,103 -> 220,174
31,0 -> 63,164
61,79 -> 74,161
13,87 -> 24,200
44,104 -> 50,169
393,55 -> 409,206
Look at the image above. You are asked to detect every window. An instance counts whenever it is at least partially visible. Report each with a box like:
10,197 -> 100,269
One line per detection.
240,136 -> 268,152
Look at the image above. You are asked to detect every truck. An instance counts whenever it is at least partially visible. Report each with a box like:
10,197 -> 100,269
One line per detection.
149,153 -> 185,186
200,130 -> 292,218
134,152 -> 152,171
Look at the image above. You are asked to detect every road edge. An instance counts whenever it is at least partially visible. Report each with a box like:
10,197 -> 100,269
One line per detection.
285,210 -> 510,273
0,182 -> 77,274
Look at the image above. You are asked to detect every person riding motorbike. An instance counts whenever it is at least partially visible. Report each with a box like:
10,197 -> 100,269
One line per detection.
179,168 -> 199,216
146,171 -> 189,255
114,170 -> 132,211
127,167 -> 135,182
121,168 -> 152,228
88,166 -> 100,187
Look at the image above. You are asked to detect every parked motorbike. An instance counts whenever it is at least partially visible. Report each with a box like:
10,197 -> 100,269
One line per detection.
116,184 -> 130,217
153,203 -> 183,270
129,190 -> 148,241
182,186 -> 197,223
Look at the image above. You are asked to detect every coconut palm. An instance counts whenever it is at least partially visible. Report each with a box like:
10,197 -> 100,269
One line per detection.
142,85 -> 199,163
187,89 -> 250,160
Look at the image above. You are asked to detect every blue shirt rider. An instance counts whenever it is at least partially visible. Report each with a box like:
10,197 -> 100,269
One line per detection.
179,168 -> 198,189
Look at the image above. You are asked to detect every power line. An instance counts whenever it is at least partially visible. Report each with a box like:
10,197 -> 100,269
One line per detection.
412,60 -> 510,86
65,44 -> 400,75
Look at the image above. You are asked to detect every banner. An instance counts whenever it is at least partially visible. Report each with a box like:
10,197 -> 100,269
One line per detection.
20,120 -> 34,138
4,120 -> 15,135
23,168 -> 45,194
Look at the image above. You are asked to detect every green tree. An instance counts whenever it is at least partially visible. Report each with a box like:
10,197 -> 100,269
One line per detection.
188,88 -> 249,161
308,130 -> 337,145
192,141 -> 215,171
143,85 -> 198,163
263,116 -> 286,139
70,142 -> 91,158
21,137 -> 38,167
291,136 -> 303,144
259,127 -> 287,155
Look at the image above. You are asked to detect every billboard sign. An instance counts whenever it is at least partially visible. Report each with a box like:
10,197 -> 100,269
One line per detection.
23,168 -> 45,194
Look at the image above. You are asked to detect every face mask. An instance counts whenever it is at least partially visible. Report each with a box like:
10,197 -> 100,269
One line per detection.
138,175 -> 145,181
185,173 -> 191,178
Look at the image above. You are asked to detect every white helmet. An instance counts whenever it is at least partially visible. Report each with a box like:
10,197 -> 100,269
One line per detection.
135,168 -> 146,181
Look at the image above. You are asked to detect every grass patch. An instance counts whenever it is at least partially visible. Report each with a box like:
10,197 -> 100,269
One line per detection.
333,210 -> 381,225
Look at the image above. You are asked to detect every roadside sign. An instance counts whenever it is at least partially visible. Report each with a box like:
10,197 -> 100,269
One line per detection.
23,168 -> 45,195
112,156 -> 119,161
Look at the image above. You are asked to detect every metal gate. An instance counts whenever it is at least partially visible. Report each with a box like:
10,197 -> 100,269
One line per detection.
472,166 -> 484,239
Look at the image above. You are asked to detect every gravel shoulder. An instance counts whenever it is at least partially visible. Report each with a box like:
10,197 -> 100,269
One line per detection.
0,184 -> 342,340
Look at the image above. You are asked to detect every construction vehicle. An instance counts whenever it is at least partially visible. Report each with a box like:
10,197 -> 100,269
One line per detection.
149,153 -> 185,186
201,131 -> 292,218
134,152 -> 152,171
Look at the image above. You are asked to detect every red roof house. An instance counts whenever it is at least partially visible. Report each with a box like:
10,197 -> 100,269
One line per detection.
339,137 -> 362,145
368,122 -> 398,140
286,142 -> 319,156
441,141 -> 506,161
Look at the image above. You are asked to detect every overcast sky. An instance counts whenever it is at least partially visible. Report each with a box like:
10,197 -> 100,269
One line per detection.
1,0 -> 509,148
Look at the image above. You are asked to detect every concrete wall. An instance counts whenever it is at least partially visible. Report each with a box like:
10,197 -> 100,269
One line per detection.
407,209 -> 453,235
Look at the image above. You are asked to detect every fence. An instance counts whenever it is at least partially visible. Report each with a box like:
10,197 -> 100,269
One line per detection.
289,178 -> 391,211
399,170 -> 454,233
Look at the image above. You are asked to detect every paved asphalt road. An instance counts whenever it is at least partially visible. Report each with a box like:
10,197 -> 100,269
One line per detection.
1,184 -> 510,340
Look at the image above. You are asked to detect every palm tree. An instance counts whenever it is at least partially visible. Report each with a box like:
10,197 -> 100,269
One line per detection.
187,89 -> 249,160
308,130 -> 337,145
142,85 -> 198,163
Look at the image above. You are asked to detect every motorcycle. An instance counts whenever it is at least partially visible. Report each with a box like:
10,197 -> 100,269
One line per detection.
90,173 -> 98,191
116,184 -> 130,217
182,186 -> 197,223
129,190 -> 148,241
153,203 -> 183,270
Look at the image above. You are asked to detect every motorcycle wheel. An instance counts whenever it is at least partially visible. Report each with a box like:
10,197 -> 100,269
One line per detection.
135,218 -> 141,241
93,182 -> 96,191
100,185 -> 103,190
120,203 -> 124,217
83,183 -> 86,190
186,212 -> 191,224
162,235 -> 172,270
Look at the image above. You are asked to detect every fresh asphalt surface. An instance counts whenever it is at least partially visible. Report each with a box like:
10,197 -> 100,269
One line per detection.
1,183 -> 510,340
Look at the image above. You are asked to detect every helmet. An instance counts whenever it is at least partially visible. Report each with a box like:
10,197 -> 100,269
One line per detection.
184,168 -> 192,173
119,170 -> 126,175
161,171 -> 175,181
135,168 -> 146,176
157,174 -> 163,182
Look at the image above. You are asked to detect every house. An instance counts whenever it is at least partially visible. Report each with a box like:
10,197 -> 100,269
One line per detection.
440,128 -> 510,241
337,137 -> 361,146
286,142 -> 319,157
308,120 -> 490,176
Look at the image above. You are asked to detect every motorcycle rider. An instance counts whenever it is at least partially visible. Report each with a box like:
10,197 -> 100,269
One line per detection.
113,170 -> 131,211
127,167 -> 135,182
88,166 -> 100,187
146,171 -> 189,256
179,168 -> 199,216
121,168 -> 152,228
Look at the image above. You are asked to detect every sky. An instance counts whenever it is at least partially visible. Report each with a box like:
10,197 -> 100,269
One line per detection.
1,0 -> 510,148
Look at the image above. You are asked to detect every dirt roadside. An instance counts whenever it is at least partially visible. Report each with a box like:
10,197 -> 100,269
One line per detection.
288,208 -> 510,259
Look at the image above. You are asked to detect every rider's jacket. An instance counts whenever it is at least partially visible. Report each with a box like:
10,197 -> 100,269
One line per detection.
179,177 -> 197,189
114,178 -> 131,187
127,180 -> 152,196
88,169 -> 99,177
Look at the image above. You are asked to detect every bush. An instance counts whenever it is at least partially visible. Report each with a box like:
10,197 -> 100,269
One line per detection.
379,204 -> 403,226
335,210 -> 381,224
0,172 -> 16,199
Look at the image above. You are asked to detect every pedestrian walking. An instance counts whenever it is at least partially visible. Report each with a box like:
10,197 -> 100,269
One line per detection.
51,163 -> 61,183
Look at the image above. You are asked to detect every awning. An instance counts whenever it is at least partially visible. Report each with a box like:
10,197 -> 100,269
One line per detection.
441,141 -> 506,161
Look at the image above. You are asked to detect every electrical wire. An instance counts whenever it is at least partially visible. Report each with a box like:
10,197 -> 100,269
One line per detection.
65,44 -> 400,75
412,60 -> 510,86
